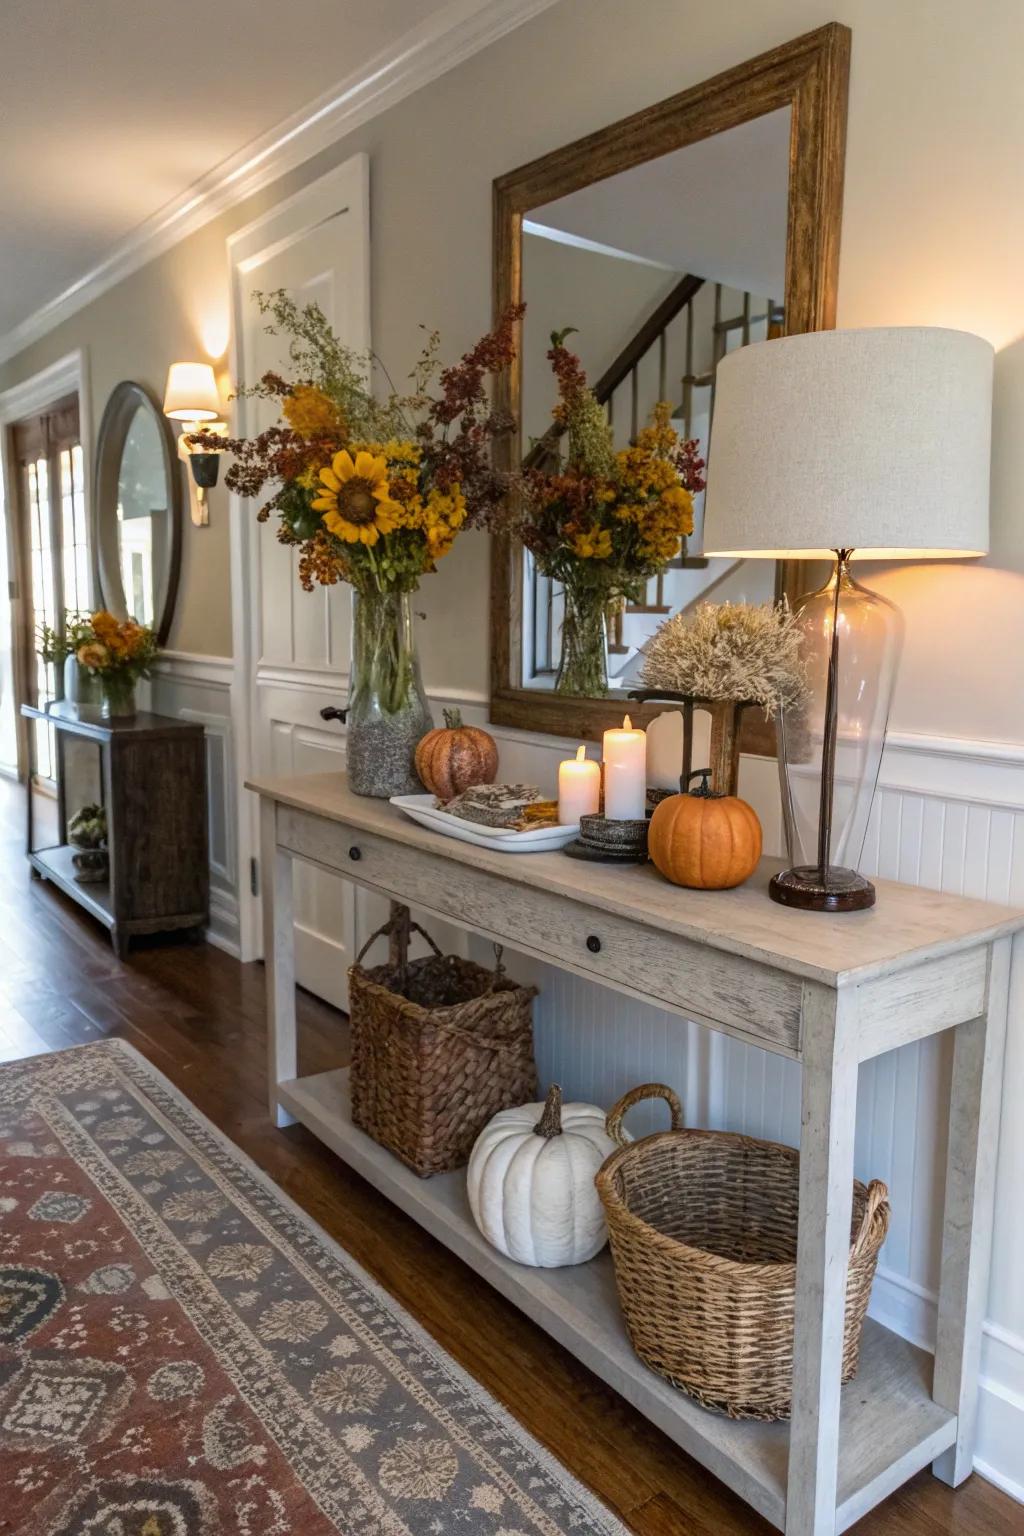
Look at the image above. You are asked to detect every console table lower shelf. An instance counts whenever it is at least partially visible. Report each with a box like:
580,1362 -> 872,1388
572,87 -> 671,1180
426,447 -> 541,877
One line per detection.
279,1064 -> 956,1536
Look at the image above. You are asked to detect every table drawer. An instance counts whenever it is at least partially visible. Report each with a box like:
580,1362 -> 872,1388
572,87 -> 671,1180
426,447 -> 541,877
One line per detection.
278,807 -> 803,1056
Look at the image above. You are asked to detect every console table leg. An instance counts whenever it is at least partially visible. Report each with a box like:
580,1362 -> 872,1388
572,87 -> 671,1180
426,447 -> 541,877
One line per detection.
932,933 -> 1013,1486
786,985 -> 858,1536
260,797 -> 296,1128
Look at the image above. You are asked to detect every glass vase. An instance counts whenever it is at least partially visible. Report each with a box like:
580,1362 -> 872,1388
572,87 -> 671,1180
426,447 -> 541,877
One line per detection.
556,578 -> 609,697
346,586 -> 433,797
63,655 -> 102,720
100,673 -> 137,721
775,554 -> 904,907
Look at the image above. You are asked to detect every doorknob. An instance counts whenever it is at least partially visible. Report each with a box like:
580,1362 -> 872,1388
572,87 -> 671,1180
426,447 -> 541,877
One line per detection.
320,706 -> 348,724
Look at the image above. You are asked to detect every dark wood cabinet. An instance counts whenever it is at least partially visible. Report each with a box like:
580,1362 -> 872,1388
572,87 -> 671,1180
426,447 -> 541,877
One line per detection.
21,703 -> 208,957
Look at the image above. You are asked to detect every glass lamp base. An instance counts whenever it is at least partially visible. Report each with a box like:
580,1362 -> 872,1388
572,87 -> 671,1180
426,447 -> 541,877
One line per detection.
769,864 -> 876,912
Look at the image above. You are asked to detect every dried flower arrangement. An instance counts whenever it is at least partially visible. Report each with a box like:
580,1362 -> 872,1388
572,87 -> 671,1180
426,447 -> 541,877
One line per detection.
196,291 -> 525,798
517,330 -> 706,695
197,290 -> 524,595
641,601 -> 808,718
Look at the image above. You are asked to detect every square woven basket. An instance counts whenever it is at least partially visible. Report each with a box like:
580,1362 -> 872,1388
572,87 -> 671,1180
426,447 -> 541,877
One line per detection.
349,916 -> 538,1178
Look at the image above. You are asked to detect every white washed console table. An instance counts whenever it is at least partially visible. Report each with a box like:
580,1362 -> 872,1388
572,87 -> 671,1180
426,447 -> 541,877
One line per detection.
249,771 -> 1023,1536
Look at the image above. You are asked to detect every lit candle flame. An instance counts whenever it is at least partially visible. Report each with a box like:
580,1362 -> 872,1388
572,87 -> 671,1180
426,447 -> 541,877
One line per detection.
575,744 -> 586,762
622,714 -> 632,731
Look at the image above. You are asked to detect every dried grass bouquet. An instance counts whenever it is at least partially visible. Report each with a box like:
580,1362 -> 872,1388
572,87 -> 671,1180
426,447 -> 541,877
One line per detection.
641,601 -> 808,718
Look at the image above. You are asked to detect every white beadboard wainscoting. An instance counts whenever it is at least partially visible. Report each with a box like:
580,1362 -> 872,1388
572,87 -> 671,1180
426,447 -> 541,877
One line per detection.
147,658 -> 1024,1500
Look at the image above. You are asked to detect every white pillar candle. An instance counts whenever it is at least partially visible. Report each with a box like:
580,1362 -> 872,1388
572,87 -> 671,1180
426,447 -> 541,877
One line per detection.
558,744 -> 601,825
602,714 -> 647,821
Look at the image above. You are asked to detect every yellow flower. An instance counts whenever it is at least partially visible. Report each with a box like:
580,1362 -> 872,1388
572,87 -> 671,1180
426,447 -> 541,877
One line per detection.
312,450 -> 403,546
380,438 -> 422,465
425,486 -> 467,527
659,485 -> 695,535
283,385 -> 342,438
91,610 -> 120,643
571,526 -> 613,560
77,642 -> 109,671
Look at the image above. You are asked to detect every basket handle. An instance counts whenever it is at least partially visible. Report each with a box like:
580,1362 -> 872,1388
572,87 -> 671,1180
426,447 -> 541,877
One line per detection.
605,1082 -> 684,1146
355,917 -> 442,967
852,1179 -> 891,1259
479,943 -> 506,996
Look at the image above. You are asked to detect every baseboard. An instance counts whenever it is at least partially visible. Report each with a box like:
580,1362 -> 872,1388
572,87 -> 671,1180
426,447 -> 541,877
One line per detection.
206,889 -> 241,958
869,1264 -> 1024,1504
975,1381 -> 1024,1503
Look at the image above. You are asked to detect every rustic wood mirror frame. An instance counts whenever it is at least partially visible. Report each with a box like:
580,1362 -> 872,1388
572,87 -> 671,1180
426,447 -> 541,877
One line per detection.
489,23 -> 850,749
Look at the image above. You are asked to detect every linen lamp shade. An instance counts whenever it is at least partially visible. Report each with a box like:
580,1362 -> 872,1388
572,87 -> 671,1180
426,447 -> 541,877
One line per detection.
703,327 -> 993,560
163,362 -> 220,422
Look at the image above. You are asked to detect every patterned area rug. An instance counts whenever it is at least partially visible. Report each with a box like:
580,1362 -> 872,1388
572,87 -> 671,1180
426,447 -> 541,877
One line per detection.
0,1040 -> 627,1536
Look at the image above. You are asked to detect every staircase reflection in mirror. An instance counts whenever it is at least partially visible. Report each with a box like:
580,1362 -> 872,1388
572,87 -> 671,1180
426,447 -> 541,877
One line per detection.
519,108 -> 791,695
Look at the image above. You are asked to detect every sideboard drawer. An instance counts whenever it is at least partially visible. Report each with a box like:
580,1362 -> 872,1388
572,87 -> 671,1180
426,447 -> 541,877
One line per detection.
278,807 -> 803,1056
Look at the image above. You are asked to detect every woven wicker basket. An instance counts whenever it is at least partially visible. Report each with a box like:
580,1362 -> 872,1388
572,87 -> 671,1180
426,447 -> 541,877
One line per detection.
349,916 -> 538,1178
595,1083 -> 890,1421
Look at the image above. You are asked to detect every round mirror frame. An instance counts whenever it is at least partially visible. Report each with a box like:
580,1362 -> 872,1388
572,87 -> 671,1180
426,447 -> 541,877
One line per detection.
94,380 -> 182,645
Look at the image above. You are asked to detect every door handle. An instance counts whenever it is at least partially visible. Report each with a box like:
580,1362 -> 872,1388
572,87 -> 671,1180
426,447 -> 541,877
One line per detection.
320,706 -> 348,724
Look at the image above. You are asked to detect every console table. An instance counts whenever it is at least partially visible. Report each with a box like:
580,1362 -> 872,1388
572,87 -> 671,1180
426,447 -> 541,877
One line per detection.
249,770 -> 1024,1536
23,702 -> 208,956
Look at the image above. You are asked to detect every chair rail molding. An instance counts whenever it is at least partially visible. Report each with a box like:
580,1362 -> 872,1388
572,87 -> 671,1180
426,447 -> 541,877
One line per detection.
0,0 -> 560,366
153,651 -> 233,690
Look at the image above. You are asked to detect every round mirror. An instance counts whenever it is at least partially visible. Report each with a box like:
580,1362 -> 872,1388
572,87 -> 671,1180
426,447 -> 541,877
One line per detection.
94,381 -> 181,643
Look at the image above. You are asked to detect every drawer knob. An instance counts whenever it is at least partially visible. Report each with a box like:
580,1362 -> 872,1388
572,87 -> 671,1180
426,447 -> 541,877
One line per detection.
586,934 -> 602,954
349,846 -> 362,862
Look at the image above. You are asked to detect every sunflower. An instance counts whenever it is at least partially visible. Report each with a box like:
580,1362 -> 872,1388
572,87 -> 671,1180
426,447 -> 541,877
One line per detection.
312,450 -> 403,546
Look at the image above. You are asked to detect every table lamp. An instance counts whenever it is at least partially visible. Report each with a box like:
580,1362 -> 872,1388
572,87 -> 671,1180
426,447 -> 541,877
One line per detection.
703,327 -> 993,911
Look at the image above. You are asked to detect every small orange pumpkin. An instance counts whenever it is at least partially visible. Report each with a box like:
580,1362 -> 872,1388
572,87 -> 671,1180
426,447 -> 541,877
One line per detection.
416,709 -> 499,801
649,769 -> 762,890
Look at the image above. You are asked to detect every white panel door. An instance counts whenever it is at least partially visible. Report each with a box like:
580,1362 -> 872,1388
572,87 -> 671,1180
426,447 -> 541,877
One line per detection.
229,155 -> 370,1006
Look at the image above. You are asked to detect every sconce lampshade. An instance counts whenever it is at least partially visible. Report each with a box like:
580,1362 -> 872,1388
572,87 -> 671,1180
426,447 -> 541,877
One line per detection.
703,326 -> 993,560
163,361 -> 221,422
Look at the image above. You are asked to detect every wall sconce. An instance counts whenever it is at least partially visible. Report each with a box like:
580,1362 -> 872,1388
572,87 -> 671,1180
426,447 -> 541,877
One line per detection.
163,362 -> 226,527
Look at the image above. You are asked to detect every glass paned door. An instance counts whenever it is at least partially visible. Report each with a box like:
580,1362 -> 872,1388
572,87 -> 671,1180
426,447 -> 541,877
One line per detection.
9,394 -> 84,783
61,444 -> 90,614
25,455 -> 57,778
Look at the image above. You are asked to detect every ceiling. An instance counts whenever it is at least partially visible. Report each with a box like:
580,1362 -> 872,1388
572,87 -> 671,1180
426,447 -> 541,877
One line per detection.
532,108 -> 791,299
0,0 -> 460,343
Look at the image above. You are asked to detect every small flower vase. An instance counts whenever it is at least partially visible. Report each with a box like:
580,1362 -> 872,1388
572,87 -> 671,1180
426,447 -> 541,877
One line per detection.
556,578 -> 609,697
346,587 -> 432,797
100,673 -> 137,721
63,655 -> 102,719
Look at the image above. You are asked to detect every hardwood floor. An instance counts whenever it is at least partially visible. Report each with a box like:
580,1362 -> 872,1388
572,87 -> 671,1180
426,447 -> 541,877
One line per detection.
3,775 -> 1021,1536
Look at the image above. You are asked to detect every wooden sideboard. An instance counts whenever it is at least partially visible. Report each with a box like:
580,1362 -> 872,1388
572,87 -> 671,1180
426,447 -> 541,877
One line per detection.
23,702 -> 208,956
249,770 -> 1024,1536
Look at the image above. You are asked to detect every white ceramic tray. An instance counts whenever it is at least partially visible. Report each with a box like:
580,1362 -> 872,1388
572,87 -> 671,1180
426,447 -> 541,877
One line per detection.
389,794 -> 577,853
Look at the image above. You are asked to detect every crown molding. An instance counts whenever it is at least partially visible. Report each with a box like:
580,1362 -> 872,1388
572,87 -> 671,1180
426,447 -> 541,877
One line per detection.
0,0 -> 560,368
0,348 -> 87,423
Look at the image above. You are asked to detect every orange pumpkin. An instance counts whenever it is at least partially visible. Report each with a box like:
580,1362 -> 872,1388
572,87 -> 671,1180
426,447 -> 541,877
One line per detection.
649,770 -> 762,890
416,709 -> 499,801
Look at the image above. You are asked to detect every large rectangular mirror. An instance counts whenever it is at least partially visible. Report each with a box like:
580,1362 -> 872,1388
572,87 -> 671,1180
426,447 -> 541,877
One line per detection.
490,24 -> 850,748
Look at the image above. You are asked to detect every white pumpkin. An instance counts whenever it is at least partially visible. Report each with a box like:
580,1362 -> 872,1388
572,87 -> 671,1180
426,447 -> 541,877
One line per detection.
467,1084 -> 622,1267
